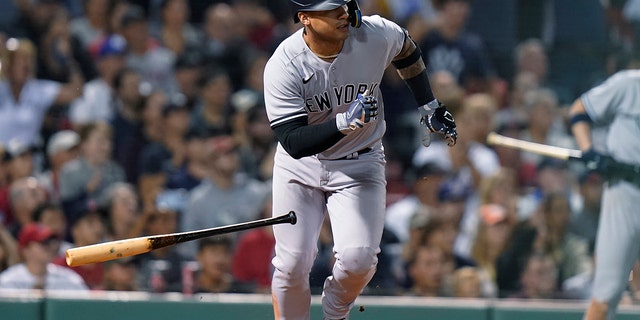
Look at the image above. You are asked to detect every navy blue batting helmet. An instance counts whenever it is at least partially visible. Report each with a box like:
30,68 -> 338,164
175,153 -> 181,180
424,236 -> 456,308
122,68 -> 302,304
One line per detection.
289,0 -> 361,28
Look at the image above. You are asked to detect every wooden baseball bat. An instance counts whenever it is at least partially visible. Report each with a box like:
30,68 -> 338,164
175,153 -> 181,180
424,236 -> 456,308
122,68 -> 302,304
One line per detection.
66,211 -> 297,267
486,132 -> 582,160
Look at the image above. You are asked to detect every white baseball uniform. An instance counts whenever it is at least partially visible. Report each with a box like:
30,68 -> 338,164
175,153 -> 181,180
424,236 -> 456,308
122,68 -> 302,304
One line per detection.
265,15 -> 406,320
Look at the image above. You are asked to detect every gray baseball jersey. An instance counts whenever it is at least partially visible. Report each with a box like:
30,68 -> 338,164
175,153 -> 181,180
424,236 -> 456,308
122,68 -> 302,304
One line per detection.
265,15 -> 406,320
265,15 -> 405,160
580,69 -> 640,320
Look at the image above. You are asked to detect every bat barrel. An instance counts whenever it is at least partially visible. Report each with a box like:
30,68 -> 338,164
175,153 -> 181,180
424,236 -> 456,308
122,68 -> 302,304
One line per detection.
65,237 -> 153,267
65,211 -> 297,267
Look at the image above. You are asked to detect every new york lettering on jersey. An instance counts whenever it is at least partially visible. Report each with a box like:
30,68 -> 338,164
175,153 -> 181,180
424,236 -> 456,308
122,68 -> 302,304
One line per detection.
304,82 -> 379,113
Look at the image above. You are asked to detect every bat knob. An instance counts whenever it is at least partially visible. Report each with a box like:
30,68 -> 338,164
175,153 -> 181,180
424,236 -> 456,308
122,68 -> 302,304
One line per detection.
288,211 -> 297,225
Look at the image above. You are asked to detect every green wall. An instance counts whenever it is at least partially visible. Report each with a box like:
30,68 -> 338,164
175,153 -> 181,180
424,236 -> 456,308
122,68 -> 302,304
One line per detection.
1,294 -> 640,320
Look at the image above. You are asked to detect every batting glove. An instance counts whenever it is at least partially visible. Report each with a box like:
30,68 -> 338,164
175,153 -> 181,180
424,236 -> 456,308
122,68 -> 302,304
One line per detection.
581,148 -> 613,176
418,99 -> 458,146
336,91 -> 378,132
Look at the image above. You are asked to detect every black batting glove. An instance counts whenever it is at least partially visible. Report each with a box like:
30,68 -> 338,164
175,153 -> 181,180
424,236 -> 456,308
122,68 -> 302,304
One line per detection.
581,148 -> 613,176
421,105 -> 458,146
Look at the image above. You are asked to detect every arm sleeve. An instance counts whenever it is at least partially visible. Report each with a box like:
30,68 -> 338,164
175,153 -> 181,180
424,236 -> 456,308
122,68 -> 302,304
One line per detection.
581,71 -> 630,125
272,116 -> 344,159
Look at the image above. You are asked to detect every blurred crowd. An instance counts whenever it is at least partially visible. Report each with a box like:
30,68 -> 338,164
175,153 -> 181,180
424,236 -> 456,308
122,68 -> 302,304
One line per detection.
0,0 -> 640,303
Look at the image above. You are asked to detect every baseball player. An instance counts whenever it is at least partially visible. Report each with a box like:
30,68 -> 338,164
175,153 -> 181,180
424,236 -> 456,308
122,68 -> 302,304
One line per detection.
264,1 -> 458,319
569,69 -> 640,320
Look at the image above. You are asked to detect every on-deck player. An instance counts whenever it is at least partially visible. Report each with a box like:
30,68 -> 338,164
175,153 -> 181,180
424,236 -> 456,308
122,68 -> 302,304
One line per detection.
569,70 -> 640,320
264,1 -> 458,319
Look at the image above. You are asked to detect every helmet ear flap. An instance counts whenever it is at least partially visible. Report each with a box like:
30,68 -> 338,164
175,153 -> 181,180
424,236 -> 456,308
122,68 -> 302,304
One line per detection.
347,0 -> 362,28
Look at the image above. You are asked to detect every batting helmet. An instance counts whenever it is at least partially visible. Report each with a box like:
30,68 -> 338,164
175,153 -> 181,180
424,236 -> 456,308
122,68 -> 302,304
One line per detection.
289,0 -> 362,28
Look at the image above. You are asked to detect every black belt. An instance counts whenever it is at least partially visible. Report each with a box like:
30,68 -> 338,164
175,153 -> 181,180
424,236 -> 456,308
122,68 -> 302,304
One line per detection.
336,148 -> 372,160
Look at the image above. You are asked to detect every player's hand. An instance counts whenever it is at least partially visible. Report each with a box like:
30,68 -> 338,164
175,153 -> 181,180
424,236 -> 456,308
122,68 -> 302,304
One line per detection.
336,90 -> 378,132
581,148 -> 613,176
419,101 -> 457,146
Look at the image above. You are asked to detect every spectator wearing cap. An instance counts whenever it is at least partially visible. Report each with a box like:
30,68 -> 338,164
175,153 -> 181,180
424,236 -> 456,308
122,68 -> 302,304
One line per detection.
120,4 -> 178,96
59,122 -> 126,222
138,100 -> 190,211
69,34 -> 127,127
0,223 -> 88,291
179,134 -> 269,259
0,37 -> 82,146
36,130 -> 80,204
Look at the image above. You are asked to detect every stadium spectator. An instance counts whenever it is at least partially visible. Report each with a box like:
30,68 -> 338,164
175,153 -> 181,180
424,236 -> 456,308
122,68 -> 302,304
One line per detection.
470,203 -> 513,298
420,0 -> 497,93
0,223 -> 87,291
59,121 -> 126,222
201,3 -> 257,91
7,177 -> 48,238
37,130 -> 80,204
70,0 -> 116,51
110,68 -> 148,184
190,68 -> 235,137
102,182 -> 139,241
149,0 -> 202,56
508,252 -> 563,299
405,245 -> 447,297
138,100 -> 190,210
119,5 -> 177,95
31,202 -> 72,256
231,194 -> 274,293
53,206 -> 106,289
450,266 -> 483,298
194,236 -> 246,293
179,134 -> 268,258
69,34 -> 127,127
0,37 -> 82,146
134,189 -> 187,293
0,223 -> 18,272
101,257 -> 139,291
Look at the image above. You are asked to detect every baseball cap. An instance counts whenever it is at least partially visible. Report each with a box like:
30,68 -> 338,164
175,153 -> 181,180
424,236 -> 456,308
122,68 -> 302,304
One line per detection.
480,204 -> 507,226
18,223 -> 58,249
47,130 -> 80,156
92,34 -> 127,60
3,139 -> 36,162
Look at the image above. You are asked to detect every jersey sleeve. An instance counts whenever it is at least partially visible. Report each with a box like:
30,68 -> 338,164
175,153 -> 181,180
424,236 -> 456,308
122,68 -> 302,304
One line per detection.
263,55 -> 306,127
581,70 -> 631,125
364,15 -> 407,64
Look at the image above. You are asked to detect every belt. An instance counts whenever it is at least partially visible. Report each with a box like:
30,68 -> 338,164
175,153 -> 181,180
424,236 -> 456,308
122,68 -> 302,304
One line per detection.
336,148 -> 372,160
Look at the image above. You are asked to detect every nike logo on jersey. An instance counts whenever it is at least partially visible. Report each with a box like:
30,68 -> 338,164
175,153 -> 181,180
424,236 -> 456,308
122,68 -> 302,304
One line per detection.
303,73 -> 314,84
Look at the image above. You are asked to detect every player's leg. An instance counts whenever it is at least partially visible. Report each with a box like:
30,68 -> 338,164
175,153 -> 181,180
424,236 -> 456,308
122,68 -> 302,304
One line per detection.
271,175 -> 326,320
585,183 -> 640,320
322,158 -> 386,319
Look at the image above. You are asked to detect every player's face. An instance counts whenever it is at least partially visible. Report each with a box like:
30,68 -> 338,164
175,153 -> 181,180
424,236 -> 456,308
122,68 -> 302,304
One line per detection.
303,5 -> 350,41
